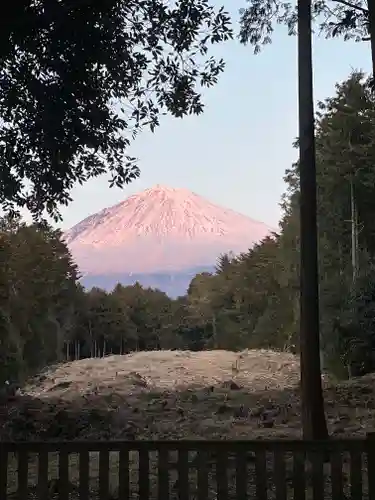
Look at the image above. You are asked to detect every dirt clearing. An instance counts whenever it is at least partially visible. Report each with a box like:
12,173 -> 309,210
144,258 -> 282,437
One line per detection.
0,349 -> 374,442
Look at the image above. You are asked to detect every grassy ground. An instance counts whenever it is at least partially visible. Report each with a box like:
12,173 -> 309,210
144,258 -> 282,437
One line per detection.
2,349 -> 374,498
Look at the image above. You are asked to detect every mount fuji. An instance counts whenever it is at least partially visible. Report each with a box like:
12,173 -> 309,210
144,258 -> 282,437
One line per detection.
64,185 -> 273,296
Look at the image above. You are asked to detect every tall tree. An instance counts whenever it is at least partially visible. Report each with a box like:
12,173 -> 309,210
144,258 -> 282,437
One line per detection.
239,0 -> 329,437
297,0 -> 328,439
0,1 -> 232,219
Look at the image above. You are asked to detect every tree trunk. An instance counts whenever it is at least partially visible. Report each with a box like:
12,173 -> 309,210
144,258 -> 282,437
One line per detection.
368,0 -> 375,85
298,0 -> 328,440
350,178 -> 359,284
88,319 -> 94,358
349,177 -> 359,379
212,314 -> 217,349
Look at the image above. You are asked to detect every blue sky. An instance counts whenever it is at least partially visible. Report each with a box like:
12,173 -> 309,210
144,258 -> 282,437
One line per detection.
57,0 -> 371,231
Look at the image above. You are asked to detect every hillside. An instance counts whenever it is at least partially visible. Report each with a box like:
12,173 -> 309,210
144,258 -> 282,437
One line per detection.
2,349 -> 375,443
64,185 -> 272,294
79,266 -> 216,298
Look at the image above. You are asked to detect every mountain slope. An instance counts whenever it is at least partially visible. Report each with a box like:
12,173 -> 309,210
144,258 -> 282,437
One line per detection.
80,267 -> 216,298
64,185 -> 272,293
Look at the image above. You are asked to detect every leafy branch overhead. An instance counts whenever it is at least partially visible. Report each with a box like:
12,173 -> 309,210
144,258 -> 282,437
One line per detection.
239,0 -> 371,51
0,0 -> 232,220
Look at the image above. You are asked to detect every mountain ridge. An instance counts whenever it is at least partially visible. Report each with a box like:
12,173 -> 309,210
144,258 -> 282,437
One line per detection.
64,185 -> 273,294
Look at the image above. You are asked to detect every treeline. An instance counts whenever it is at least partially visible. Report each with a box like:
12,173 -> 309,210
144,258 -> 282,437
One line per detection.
1,72 -> 375,384
194,71 -> 375,378
194,72 -> 375,378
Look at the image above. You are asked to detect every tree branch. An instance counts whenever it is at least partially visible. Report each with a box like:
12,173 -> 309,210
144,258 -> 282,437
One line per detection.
331,0 -> 368,14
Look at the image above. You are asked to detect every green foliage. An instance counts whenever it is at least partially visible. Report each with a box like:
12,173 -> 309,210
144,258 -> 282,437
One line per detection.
0,0 -> 232,220
239,0 -> 374,92
3,71 -> 375,384
239,0 -> 370,52
0,216 -> 79,383
172,71 -> 375,378
0,220 -> 209,383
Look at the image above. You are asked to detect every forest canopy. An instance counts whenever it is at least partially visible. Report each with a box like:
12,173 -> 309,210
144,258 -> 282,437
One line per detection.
2,72 -> 375,385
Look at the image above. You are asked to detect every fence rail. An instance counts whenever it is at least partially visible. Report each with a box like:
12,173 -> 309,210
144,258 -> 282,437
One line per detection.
1,436 -> 375,499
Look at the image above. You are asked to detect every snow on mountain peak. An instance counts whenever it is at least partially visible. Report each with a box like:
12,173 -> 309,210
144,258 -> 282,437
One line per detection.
64,185 -> 272,274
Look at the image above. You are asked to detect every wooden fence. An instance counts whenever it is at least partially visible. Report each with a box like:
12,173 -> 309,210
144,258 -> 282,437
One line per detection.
1,437 -> 375,499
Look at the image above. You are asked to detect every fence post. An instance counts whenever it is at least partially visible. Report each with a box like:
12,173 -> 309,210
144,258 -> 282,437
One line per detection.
367,433 -> 375,500
0,444 -> 7,500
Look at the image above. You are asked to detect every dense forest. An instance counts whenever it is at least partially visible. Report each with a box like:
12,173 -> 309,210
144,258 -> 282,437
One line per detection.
1,72 -> 375,385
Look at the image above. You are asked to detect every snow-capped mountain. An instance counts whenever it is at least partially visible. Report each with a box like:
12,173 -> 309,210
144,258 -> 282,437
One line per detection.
64,185 -> 273,295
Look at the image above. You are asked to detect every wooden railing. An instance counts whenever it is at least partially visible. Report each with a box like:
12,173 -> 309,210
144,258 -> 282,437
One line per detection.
1,437 -> 374,499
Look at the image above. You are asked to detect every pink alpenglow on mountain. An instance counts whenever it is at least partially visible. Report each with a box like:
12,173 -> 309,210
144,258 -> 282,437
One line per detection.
64,185 -> 273,291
